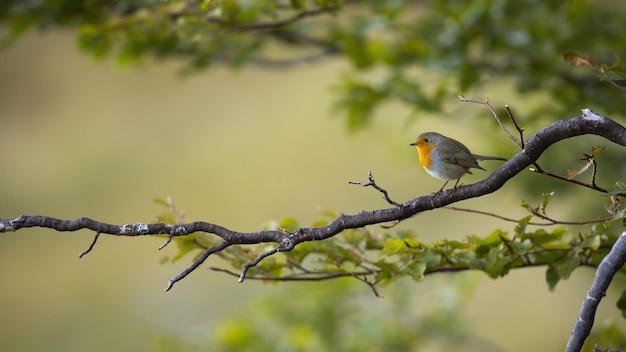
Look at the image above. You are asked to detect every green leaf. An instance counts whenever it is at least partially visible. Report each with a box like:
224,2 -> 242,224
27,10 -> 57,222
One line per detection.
372,259 -> 399,283
508,238 -> 533,255
515,215 -> 533,236
540,192 -> 554,214
77,24 -> 111,59
381,238 -> 421,255
522,228 -> 566,247
545,254 -> 581,291
545,264 -> 560,291
471,229 -> 507,256
415,248 -> 442,268
170,234 -> 201,263
401,260 -> 427,281
253,257 -> 286,279
290,0 -> 305,10
581,235 -> 601,251
520,199 -> 530,209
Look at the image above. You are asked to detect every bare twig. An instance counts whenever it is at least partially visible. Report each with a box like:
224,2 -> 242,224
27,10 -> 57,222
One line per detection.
505,105 -> 525,148
158,231 -> 175,250
166,241 -> 231,291
529,166 -> 616,195
239,245 -> 282,283
211,267 -> 376,281
78,231 -> 101,258
348,272 -> 382,298
458,94 -> 521,146
349,171 -> 402,207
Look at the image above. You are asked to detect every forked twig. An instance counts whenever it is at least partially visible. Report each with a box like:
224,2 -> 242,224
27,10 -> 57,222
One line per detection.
458,94 -> 521,146
349,171 -> 402,207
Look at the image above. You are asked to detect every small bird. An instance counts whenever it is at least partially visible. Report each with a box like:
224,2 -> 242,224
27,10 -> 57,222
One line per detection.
410,132 -> 506,192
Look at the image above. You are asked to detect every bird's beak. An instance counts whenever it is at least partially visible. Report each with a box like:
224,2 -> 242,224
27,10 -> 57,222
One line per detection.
409,141 -> 417,146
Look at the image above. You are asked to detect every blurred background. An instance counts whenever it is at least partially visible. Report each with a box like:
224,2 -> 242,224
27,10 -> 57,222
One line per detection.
0,28 -> 624,351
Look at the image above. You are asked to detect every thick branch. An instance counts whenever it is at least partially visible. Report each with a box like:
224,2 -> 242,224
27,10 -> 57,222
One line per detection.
1,110 -> 625,290
565,230 -> 626,352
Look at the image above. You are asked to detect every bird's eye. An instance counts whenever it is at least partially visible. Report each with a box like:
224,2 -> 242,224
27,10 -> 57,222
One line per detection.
423,138 -> 429,143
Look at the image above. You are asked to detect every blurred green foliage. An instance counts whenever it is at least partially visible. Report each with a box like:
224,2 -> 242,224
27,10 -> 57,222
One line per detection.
1,0 -> 625,129
153,275 -> 490,351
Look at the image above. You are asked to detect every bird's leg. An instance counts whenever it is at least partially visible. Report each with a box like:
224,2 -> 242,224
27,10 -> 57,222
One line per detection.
436,181 -> 450,193
444,178 -> 462,196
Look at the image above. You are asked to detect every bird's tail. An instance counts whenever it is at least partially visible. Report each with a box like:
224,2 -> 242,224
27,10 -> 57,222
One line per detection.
473,154 -> 507,162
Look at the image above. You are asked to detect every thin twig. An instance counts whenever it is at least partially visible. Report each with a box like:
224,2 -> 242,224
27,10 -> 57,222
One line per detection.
591,158 -> 599,188
211,267 -> 376,281
530,166 -> 612,194
499,234 -> 516,254
505,105 -> 525,148
158,231 -> 174,250
78,231 -> 101,258
165,241 -> 231,291
348,272 -> 382,298
444,206 -> 614,226
239,246 -> 283,283
349,171 -> 402,206
458,94 -> 520,146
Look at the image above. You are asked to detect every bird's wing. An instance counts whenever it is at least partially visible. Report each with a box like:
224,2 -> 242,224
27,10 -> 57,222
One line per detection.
436,140 -> 484,170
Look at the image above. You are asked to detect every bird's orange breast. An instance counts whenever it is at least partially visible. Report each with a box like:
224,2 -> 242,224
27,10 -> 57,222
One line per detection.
416,141 -> 437,170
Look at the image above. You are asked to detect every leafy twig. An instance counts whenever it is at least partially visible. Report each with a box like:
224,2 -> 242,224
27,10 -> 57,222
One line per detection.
444,206 -> 614,226
564,52 -> 626,91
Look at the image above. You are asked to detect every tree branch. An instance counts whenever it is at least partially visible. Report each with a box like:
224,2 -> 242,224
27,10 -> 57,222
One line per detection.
205,3 -> 344,31
565,230 -> 626,352
1,109 -> 625,291
443,206 -> 615,226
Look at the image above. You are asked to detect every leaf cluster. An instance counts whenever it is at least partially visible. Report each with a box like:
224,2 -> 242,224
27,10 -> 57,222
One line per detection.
2,0 -> 626,128
154,272 -> 487,352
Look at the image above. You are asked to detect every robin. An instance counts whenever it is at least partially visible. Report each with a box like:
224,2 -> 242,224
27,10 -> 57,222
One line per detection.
410,132 -> 506,192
